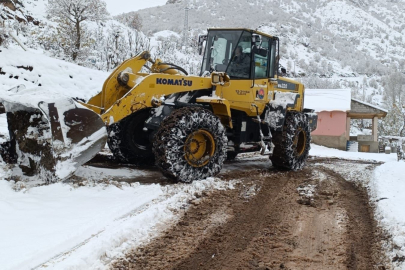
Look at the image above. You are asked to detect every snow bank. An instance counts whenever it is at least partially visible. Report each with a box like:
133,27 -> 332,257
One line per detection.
309,143 -> 397,163
371,161 -> 405,268
74,165 -> 151,179
0,177 -> 236,269
0,48 -> 108,102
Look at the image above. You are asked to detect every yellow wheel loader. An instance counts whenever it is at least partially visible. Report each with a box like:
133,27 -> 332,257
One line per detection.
0,28 -> 317,183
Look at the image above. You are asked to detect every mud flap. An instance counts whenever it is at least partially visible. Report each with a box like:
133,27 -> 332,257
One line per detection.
2,99 -> 107,182
303,109 -> 318,132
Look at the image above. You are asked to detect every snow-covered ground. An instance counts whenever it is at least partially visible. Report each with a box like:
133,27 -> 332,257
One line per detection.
0,176 -> 236,269
310,143 -> 397,163
372,162 -> 405,268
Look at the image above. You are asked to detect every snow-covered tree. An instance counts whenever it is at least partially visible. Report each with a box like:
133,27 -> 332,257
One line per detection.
300,76 -> 341,89
382,71 -> 405,136
115,13 -> 143,31
383,71 -> 405,108
46,0 -> 109,61
380,105 -> 404,136
0,6 -> 10,47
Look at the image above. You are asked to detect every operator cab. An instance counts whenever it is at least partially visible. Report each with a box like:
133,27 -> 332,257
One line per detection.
199,29 -> 279,80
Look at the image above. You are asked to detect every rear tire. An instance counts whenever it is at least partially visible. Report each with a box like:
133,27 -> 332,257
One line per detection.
270,112 -> 311,170
153,107 -> 227,183
107,110 -> 154,164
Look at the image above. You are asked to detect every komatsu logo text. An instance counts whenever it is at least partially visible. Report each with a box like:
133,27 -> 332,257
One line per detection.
156,78 -> 192,87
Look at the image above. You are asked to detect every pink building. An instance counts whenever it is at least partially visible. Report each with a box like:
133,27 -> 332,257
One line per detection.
304,89 -> 351,150
304,89 -> 387,152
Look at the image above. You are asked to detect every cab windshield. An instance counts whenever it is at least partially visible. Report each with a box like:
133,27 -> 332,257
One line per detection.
200,30 -> 247,77
200,30 -> 277,79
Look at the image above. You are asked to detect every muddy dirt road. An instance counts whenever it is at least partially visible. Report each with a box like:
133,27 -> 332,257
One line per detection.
110,158 -> 387,270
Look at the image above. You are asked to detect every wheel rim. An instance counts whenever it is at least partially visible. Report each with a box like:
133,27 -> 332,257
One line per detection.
294,128 -> 307,156
184,129 -> 216,167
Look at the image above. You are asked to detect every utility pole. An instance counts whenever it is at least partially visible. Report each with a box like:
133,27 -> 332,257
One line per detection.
183,0 -> 189,48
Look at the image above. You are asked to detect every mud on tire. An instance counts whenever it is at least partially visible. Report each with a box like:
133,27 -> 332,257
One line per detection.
153,107 -> 227,183
107,110 -> 154,164
270,112 -> 311,170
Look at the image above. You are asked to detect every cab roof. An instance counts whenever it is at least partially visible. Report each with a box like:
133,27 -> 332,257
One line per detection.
207,28 -> 277,39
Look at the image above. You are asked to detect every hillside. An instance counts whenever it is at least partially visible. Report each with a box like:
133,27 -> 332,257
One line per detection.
1,0 -> 404,135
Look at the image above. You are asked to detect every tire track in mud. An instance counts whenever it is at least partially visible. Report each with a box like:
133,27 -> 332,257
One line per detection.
111,162 -> 386,270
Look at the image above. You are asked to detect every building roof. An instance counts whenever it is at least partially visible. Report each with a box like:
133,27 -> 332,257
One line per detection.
351,98 -> 388,113
348,99 -> 388,119
304,88 -> 351,112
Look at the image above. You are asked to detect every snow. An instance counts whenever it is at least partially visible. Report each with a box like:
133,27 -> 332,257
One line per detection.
0,48 -> 108,101
0,114 -> 8,143
74,165 -> 151,179
270,91 -> 298,107
153,30 -> 181,39
310,143 -> 397,163
371,162 -> 405,266
0,177 -> 236,269
0,180 -> 161,269
304,88 -> 351,112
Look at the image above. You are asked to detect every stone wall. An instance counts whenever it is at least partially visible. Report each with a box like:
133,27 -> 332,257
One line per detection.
311,134 -> 347,151
357,141 -> 379,153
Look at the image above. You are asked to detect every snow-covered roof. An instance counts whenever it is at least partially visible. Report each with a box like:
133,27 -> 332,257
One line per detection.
304,88 -> 351,112
351,98 -> 388,113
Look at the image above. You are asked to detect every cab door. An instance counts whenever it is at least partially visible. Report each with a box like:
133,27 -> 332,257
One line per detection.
219,33 -> 277,117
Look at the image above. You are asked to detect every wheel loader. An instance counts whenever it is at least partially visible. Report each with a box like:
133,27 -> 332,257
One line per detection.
0,28 -> 317,183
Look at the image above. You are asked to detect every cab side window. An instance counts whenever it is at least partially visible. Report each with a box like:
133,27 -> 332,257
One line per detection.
253,37 -> 269,79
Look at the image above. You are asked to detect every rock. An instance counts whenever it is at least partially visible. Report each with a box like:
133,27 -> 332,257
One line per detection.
190,199 -> 201,206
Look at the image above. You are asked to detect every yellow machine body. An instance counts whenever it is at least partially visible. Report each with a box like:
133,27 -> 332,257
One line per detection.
80,53 -> 305,130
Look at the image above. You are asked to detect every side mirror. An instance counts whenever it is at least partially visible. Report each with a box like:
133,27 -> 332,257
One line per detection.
198,34 -> 207,55
252,34 -> 261,44
211,72 -> 230,87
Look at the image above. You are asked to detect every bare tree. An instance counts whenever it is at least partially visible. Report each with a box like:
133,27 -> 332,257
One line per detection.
46,0 -> 109,61
114,12 -> 143,31
128,13 -> 142,31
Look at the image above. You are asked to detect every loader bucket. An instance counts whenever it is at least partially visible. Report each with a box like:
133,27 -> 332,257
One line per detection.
0,98 -> 107,182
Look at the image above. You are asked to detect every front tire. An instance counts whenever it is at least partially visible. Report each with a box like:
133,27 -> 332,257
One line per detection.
270,112 -> 311,170
107,110 -> 154,164
153,107 -> 227,183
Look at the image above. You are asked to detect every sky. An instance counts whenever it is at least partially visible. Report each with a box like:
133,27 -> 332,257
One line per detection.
104,0 -> 168,16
